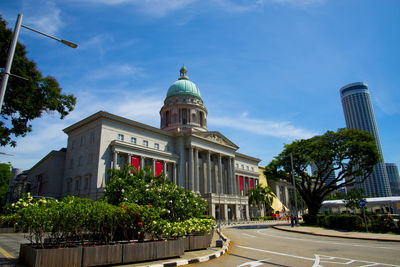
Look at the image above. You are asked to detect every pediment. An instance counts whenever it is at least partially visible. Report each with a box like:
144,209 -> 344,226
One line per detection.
193,131 -> 239,149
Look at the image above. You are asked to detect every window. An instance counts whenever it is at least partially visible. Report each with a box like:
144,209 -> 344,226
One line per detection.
236,164 -> 239,168
154,143 -> 159,150
87,153 -> 93,164
80,136 -> 86,146
71,140 -> 76,149
241,164 -> 244,169
251,167 -> 254,171
118,134 -> 124,141
78,156 -> 83,166
75,178 -> 81,192
143,140 -> 148,147
90,132 -> 95,144
69,159 -> 74,169
246,166 -> 249,170
84,174 -> 91,190
131,137 -> 136,144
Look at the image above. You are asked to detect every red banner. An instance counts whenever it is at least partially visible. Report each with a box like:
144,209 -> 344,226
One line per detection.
155,160 -> 163,176
239,176 -> 243,191
131,156 -> 140,171
250,178 -> 253,190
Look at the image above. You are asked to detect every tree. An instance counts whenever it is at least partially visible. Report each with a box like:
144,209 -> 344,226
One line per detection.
247,184 -> 274,216
0,15 -> 76,147
264,128 -> 380,216
0,162 -> 12,206
343,188 -> 365,214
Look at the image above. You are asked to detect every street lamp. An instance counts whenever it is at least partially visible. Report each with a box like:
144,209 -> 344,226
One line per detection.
0,13 -> 77,112
290,152 -> 299,226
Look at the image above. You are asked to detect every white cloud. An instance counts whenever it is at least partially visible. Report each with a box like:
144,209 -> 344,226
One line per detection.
209,112 -> 318,140
84,63 -> 144,81
23,0 -> 64,36
78,0 -> 197,17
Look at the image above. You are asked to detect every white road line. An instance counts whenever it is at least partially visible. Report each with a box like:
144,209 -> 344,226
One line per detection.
256,229 -> 400,251
236,258 -> 271,267
242,233 -> 256,238
236,245 -> 400,267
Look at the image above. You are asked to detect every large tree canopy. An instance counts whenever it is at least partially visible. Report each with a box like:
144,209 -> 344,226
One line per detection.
0,15 -> 76,147
264,128 -> 380,216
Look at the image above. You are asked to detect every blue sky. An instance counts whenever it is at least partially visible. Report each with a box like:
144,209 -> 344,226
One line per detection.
1,0 -> 399,171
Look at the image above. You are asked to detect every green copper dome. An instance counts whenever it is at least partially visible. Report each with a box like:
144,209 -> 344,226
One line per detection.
166,66 -> 202,100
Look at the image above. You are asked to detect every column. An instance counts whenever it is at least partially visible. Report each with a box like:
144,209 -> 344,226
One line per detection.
227,157 -> 233,195
207,151 -> 212,194
245,204 -> 250,220
113,150 -> 117,169
231,158 -> 236,195
179,137 -> 186,188
285,186 -> 289,208
140,156 -> 145,170
224,204 -> 228,222
235,204 -> 241,221
210,203 -> 216,218
275,184 -> 280,200
194,148 -> 200,194
218,154 -> 223,194
128,154 -> 132,166
173,163 -> 177,185
163,161 -> 167,178
152,159 -> 156,175
188,146 -> 194,191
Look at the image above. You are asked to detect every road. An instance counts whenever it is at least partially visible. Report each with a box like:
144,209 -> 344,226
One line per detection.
198,224 -> 400,267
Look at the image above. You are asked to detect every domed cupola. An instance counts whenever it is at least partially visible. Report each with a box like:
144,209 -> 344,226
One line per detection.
160,65 -> 208,133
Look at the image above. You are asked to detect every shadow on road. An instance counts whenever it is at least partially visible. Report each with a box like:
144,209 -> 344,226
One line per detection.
228,253 -> 288,267
228,224 -> 271,230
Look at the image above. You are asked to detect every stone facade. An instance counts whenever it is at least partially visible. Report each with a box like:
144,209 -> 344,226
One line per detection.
26,67 -> 261,221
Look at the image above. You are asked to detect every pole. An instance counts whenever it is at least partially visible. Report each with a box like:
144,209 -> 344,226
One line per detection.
362,206 -> 368,232
0,14 -> 23,112
290,153 -> 299,226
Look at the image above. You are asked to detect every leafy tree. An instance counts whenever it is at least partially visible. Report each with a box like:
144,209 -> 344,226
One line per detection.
247,184 -> 274,216
264,128 -> 380,216
104,164 -> 208,221
0,15 -> 76,147
0,162 -> 12,206
343,187 -> 365,214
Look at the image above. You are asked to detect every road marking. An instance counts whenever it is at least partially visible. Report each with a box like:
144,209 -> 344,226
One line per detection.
236,245 -> 399,267
256,229 -> 400,251
0,247 -> 14,259
312,254 -> 320,267
242,233 -> 256,238
236,258 -> 271,267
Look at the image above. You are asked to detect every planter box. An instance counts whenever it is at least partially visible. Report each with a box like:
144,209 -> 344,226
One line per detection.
20,244 -> 82,267
20,239 -> 184,267
184,231 -> 213,251
123,238 -> 184,263
83,244 -> 122,266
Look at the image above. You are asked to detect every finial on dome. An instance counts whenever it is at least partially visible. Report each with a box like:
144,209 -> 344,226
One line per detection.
179,64 -> 189,80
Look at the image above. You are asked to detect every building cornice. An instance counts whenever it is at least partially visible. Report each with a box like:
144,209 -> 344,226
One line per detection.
235,152 -> 262,163
63,111 -> 174,137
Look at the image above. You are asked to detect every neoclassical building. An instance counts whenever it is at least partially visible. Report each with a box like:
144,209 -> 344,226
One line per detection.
26,66 -> 261,221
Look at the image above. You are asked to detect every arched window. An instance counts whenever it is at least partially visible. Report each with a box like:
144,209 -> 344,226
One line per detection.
191,113 -> 197,123
182,108 -> 187,124
200,112 -> 204,127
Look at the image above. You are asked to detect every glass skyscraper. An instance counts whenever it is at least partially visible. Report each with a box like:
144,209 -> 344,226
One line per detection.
340,82 -> 391,197
386,163 -> 400,196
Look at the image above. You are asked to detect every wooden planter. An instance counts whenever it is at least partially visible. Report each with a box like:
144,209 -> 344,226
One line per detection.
20,239 -> 185,267
122,238 -> 184,263
184,231 -> 213,251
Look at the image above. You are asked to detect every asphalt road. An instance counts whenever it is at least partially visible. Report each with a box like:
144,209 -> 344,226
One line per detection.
197,224 -> 400,267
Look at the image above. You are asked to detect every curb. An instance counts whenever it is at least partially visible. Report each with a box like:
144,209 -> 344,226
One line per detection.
145,230 -> 231,267
272,225 -> 400,242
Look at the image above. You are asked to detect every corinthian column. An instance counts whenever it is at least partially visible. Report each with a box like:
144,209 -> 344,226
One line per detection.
188,146 -> 194,191
194,147 -> 200,194
207,151 -> 212,193
218,154 -> 223,194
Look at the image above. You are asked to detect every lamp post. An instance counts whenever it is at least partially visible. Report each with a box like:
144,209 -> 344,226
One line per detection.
290,152 -> 299,226
0,13 -> 77,112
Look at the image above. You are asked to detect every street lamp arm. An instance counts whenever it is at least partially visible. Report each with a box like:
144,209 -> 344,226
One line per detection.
21,24 -> 78,48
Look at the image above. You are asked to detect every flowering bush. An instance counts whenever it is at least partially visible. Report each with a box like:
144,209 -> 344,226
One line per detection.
2,195 -> 214,248
104,165 -> 208,221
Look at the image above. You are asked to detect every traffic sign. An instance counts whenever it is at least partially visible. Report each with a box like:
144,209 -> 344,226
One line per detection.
359,199 -> 366,207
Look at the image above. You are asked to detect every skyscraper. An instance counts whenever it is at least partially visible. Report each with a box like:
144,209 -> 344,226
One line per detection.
386,163 -> 400,196
340,82 -> 391,197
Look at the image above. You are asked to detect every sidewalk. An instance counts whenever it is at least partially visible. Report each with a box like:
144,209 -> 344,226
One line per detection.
273,224 -> 400,242
114,229 -> 231,267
